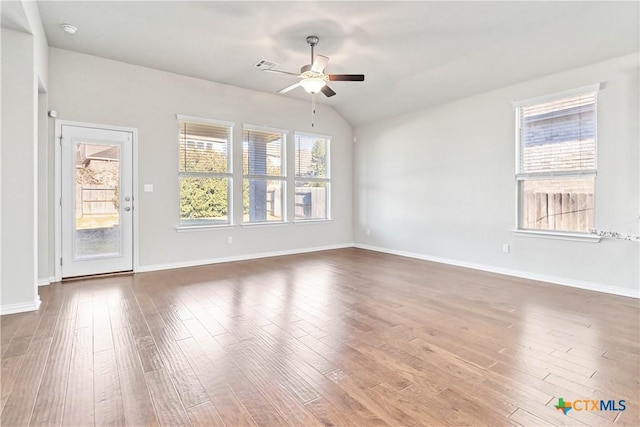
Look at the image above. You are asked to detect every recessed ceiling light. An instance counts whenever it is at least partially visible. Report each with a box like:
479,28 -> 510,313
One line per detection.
61,24 -> 78,35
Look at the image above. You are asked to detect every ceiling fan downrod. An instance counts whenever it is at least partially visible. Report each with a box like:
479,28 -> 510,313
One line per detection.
306,36 -> 319,65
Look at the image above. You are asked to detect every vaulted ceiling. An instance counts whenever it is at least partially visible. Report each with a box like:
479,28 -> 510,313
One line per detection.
32,1 -> 640,126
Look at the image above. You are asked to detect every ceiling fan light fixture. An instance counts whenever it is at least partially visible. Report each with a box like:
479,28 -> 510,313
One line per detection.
300,78 -> 326,94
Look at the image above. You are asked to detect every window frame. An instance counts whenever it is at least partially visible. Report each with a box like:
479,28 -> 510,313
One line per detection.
242,124 -> 288,225
176,114 -> 234,229
294,132 -> 332,222
513,84 -> 601,241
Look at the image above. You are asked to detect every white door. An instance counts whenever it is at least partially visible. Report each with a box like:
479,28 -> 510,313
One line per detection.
61,124 -> 134,278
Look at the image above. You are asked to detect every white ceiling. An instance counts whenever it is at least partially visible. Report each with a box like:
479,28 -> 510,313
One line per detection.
37,1 -> 639,126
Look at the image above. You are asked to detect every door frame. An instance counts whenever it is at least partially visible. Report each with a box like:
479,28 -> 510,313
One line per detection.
54,120 -> 139,281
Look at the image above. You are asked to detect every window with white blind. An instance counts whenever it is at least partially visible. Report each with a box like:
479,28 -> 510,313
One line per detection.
515,84 -> 599,233
243,126 -> 286,223
294,133 -> 330,221
178,116 -> 233,226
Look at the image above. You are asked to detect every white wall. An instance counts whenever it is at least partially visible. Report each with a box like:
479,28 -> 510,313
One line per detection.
48,48 -> 353,271
20,0 -> 53,286
1,1 -> 49,313
354,54 -> 639,296
37,89 -> 50,283
0,28 -> 42,313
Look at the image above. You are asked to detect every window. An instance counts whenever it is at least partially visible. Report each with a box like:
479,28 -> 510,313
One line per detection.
294,133 -> 330,220
176,119 -> 332,227
178,118 -> 232,226
515,85 -> 598,233
243,126 -> 286,223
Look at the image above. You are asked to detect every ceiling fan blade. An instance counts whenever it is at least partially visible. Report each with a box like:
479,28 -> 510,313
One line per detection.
263,69 -> 301,77
321,85 -> 336,98
278,82 -> 301,94
329,74 -> 365,81
311,55 -> 329,73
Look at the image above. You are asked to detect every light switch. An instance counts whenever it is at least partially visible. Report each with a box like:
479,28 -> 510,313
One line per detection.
144,184 -> 154,192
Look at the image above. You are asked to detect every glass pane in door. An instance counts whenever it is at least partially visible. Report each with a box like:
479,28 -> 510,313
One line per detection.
74,142 -> 121,258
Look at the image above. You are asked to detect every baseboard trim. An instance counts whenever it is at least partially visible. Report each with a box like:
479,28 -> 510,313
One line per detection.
69,240 -> 638,299
37,276 -> 55,287
354,243 -> 639,299
0,296 -> 42,315
136,243 -> 354,273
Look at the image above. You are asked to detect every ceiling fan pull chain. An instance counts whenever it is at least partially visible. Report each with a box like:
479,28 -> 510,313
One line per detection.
311,94 -> 316,127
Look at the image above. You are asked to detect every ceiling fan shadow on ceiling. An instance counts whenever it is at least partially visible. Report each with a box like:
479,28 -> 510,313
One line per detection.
260,35 -> 365,98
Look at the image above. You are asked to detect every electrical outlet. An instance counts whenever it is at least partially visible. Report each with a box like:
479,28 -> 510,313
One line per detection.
143,184 -> 154,192
366,228 -> 371,236
228,236 -> 233,244
502,243 -> 510,253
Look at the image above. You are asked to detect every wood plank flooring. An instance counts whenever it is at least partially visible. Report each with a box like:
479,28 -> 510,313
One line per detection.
1,248 -> 638,426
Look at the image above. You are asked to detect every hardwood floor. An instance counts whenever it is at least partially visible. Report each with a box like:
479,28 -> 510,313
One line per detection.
1,248 -> 638,426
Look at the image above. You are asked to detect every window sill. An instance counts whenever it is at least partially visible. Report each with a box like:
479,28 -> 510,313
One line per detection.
176,224 -> 236,232
512,229 -> 601,243
240,222 -> 290,229
294,219 -> 333,225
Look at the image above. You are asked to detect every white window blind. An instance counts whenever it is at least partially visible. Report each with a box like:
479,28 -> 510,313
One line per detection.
517,92 -> 597,177
180,121 -> 231,174
243,126 -> 286,223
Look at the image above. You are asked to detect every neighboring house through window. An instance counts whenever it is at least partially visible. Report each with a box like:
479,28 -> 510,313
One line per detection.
515,84 -> 599,234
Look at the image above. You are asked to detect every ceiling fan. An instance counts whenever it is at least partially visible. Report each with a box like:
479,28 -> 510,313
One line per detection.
262,36 -> 365,98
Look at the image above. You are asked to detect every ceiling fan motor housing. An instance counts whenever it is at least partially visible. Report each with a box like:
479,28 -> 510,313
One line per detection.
300,64 -> 328,79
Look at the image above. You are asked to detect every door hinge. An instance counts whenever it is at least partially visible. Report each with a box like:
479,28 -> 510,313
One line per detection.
60,257 -> 63,266
59,197 -> 62,206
